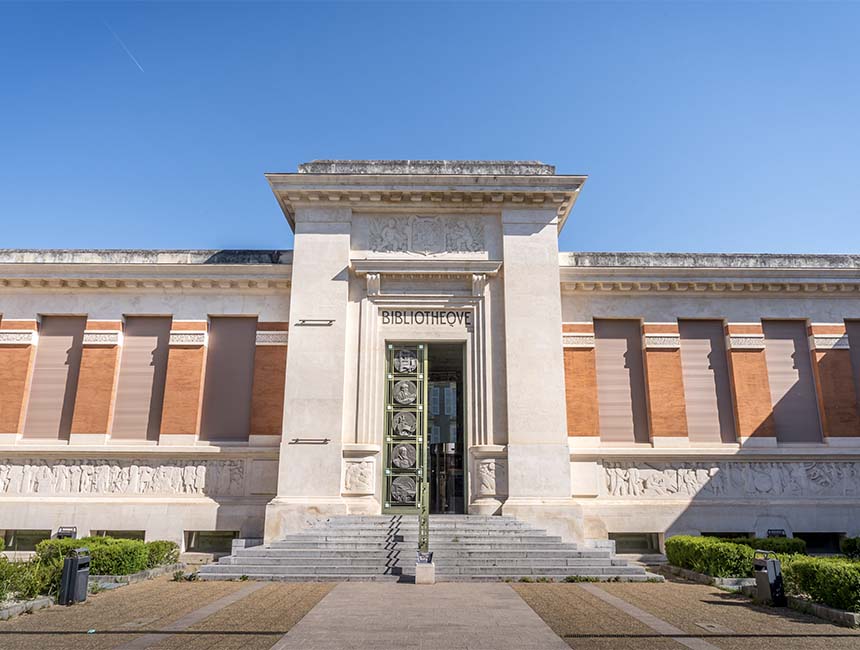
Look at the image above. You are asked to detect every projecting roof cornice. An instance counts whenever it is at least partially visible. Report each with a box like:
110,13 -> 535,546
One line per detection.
0,264 -> 291,291
559,252 -> 860,295
352,258 -> 502,280
266,173 -> 586,231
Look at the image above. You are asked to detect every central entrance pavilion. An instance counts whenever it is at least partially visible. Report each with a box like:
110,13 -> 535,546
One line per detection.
263,160 -> 586,543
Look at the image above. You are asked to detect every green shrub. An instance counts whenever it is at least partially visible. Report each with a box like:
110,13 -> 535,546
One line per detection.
145,540 -> 180,569
783,556 -> 860,613
714,536 -> 806,555
665,535 -> 755,578
35,536 -> 149,576
841,537 -> 860,560
1,556 -> 63,600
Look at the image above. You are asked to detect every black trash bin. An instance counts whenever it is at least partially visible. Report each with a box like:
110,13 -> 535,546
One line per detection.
56,526 -> 77,540
753,550 -> 787,607
58,548 -> 90,606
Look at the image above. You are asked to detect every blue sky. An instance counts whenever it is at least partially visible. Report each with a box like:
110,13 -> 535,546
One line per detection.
1,1 -> 858,254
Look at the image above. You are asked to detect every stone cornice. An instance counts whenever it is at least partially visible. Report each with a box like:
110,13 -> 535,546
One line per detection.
266,173 -> 585,231
559,252 -> 860,295
352,259 -> 502,280
0,263 -> 291,291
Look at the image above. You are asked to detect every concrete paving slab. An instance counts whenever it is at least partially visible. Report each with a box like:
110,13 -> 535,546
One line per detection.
269,582 -> 570,650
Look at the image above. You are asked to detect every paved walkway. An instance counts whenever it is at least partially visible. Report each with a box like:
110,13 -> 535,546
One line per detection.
2,574 -> 859,649
271,582 -> 570,650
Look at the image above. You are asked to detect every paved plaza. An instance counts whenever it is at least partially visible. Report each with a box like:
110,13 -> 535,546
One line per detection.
0,575 -> 857,649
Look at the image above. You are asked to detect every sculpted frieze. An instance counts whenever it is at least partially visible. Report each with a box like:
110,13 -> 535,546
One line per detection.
602,460 -> 860,499
0,458 -> 245,497
368,216 -> 485,255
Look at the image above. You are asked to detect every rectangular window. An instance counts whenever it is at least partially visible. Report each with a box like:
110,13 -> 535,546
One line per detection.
762,320 -> 822,443
111,317 -> 171,440
846,321 -> 860,410
184,530 -> 237,554
679,320 -> 737,443
2,529 -> 52,552
22,316 -> 86,439
199,317 -> 258,441
594,319 -> 650,443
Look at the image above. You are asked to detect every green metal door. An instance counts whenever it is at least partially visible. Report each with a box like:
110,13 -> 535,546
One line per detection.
383,343 -> 428,515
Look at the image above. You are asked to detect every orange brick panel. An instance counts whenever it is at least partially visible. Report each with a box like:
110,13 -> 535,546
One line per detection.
644,349 -> 688,437
160,346 -> 206,435
257,321 -> 289,331
250,345 -> 287,435
70,346 -> 119,434
726,324 -> 764,335
0,346 -> 34,432
643,324 -> 680,335
562,323 -> 594,334
564,347 -> 599,437
84,321 -> 123,331
0,320 -> 38,331
170,321 -> 209,331
728,350 -> 776,438
813,350 -> 860,437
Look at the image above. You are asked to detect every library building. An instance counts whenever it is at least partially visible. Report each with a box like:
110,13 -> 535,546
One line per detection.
1,160 -> 859,577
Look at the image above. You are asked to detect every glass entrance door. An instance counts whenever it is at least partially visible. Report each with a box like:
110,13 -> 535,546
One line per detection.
427,343 -> 465,514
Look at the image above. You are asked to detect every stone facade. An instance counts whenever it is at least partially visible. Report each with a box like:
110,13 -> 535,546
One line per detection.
1,160 -> 859,550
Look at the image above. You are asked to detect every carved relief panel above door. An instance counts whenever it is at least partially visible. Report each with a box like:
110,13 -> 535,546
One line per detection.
367,216 -> 486,256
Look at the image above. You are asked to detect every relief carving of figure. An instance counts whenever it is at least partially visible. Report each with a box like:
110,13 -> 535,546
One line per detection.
391,444 -> 416,469
344,461 -> 373,494
478,460 -> 496,496
390,476 -> 416,503
445,218 -> 485,252
394,349 -> 418,373
393,380 -> 417,405
392,411 -> 416,436
369,217 -> 409,253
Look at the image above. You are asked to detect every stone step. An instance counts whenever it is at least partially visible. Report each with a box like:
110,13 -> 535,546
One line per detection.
272,535 -> 563,544
220,557 -> 616,568
199,514 -> 648,582
229,548 -> 610,560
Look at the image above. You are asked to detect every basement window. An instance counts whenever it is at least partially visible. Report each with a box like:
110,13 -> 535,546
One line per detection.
2,529 -> 52,552
609,533 -> 660,553
184,530 -> 238,554
794,532 -> 843,554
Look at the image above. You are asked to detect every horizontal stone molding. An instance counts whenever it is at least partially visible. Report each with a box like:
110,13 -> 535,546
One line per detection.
168,331 -> 207,347
644,333 -> 681,349
82,330 -> 122,346
562,333 -> 595,349
0,330 -> 37,345
255,331 -> 288,346
727,334 -> 766,350
811,334 -> 850,350
0,457 -> 265,497
602,460 -> 860,499
560,280 -> 860,295
0,277 -> 290,291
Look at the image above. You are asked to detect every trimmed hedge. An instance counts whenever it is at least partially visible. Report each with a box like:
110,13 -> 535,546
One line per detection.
146,540 -> 180,569
35,537 -> 179,576
784,557 -> 860,613
841,537 -> 860,560
714,536 -> 806,555
665,535 -> 756,578
0,555 -> 63,601
667,535 -> 860,613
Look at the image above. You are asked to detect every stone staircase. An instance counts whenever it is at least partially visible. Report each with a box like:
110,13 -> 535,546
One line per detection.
198,515 -> 656,582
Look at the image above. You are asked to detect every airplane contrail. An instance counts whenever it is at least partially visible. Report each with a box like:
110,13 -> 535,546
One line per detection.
103,20 -> 145,73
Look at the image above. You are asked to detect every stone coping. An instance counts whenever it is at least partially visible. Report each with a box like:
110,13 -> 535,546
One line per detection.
0,249 -> 292,265
562,252 -> 860,270
297,160 -> 556,176
661,565 -> 860,628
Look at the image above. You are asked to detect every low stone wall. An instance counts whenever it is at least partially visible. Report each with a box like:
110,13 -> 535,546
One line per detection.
0,596 -> 53,621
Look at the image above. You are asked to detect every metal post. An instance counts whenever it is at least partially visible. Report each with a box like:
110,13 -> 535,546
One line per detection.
419,478 -> 429,553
